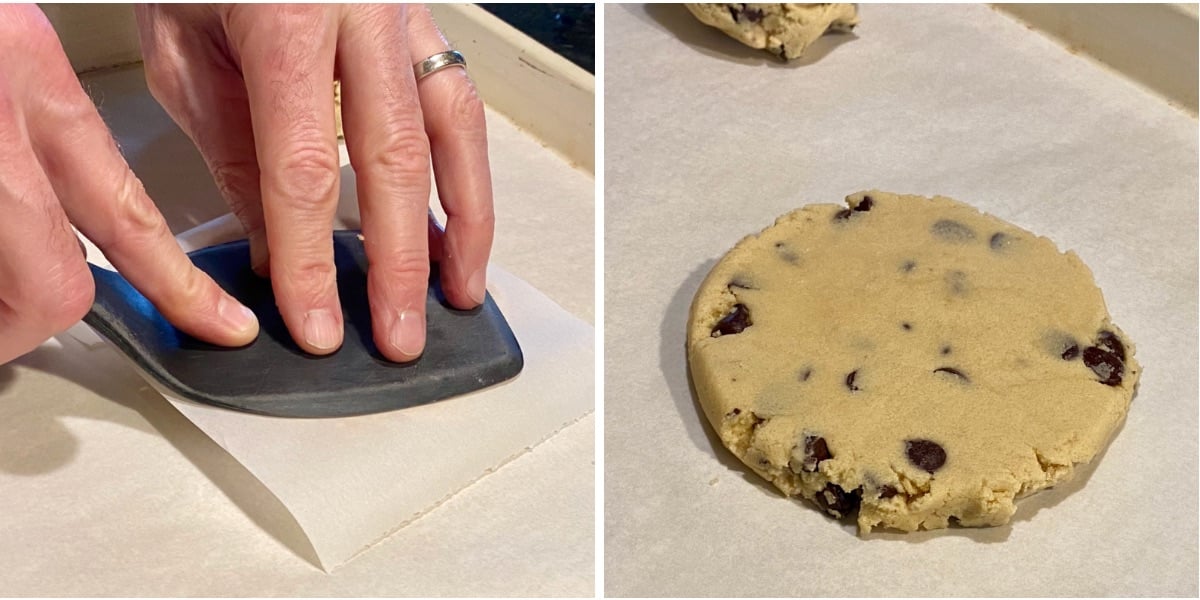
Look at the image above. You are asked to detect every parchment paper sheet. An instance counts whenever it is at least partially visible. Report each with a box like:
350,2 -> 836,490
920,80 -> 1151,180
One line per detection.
78,217 -> 593,571
603,4 -> 1198,597
0,63 -> 594,595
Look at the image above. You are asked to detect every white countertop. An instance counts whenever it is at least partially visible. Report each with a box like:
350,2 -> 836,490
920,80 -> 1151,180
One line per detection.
603,4 -> 1197,596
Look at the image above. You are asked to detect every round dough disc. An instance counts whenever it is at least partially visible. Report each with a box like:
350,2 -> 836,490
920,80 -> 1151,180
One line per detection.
686,190 -> 1139,533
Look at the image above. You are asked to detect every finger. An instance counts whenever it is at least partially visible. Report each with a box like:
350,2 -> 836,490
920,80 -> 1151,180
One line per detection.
22,25 -> 259,348
135,4 -> 269,275
408,6 -> 494,309
0,96 -> 94,365
225,6 -> 343,355
338,4 -> 433,362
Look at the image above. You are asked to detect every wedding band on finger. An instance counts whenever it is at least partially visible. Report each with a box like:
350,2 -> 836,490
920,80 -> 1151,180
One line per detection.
414,50 -> 467,81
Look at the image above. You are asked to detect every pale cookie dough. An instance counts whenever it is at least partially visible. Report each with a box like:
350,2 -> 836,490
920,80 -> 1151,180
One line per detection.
334,80 -> 344,139
685,3 -> 858,60
687,191 -> 1139,533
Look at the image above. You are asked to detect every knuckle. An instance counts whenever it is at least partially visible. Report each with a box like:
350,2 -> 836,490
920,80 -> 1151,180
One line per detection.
102,170 -> 169,248
361,119 -> 431,176
373,251 -> 431,287
277,257 -> 337,303
445,80 -> 487,136
268,144 -> 340,211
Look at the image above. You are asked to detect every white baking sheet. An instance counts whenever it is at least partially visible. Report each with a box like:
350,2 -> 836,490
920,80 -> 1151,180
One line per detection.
0,60 -> 595,594
603,4 -> 1197,597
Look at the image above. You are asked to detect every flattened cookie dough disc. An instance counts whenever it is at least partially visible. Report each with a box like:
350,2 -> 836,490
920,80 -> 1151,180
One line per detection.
686,191 -> 1139,533
684,3 -> 859,60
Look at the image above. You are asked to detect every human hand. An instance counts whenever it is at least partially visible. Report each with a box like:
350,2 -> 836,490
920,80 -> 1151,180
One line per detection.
0,4 -> 258,366
135,3 -> 495,362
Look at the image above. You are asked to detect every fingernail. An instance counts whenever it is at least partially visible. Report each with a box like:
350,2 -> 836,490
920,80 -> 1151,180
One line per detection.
303,309 -> 341,351
219,294 -> 258,333
389,309 -> 425,358
467,268 -> 486,305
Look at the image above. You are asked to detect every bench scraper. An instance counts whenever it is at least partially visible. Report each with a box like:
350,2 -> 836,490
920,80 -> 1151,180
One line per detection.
81,230 -> 523,418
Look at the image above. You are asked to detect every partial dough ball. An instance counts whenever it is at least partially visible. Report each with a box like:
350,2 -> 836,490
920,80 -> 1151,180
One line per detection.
685,3 -> 859,60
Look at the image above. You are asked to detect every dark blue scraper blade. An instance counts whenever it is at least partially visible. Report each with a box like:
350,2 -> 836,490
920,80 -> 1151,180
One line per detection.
82,230 -> 523,418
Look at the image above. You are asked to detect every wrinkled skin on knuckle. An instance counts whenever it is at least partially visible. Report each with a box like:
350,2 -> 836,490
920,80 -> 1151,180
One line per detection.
371,252 -> 431,299
276,257 -> 338,305
269,143 -> 340,212
365,118 -> 431,178
444,79 -> 487,140
106,169 -> 169,247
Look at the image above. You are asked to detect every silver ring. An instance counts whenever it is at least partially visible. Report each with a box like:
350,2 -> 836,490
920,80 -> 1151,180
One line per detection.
414,50 -> 466,81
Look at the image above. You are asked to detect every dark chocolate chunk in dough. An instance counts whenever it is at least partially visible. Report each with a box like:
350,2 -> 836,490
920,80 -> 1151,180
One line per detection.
1096,330 -> 1126,360
901,322 -> 912,331
814,483 -> 862,518
933,367 -> 970,382
1083,346 -> 1124,386
878,485 -> 899,499
1061,344 -> 1080,360
989,232 -> 1013,250
798,367 -> 813,382
941,345 -> 952,355
729,277 -> 755,290
801,435 -> 831,472
854,196 -> 873,212
845,370 -> 860,392
712,304 -> 752,337
905,439 -> 946,473
930,219 -> 977,242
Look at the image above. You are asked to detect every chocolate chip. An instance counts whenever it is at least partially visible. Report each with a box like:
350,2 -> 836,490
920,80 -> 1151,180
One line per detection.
905,439 -> 946,473
743,7 -> 764,22
930,219 -> 977,242
845,370 -> 860,392
854,196 -> 873,212
729,278 -> 755,290
798,367 -> 813,382
1083,346 -> 1124,386
945,270 -> 969,295
801,435 -> 830,472
933,367 -> 970,382
728,4 -> 739,20
878,485 -> 899,499
711,304 -> 752,337
751,414 -> 766,429
900,260 -> 917,273
727,408 -> 742,417
989,232 -> 1013,251
1061,345 -> 1080,360
833,208 -> 853,221
1096,330 -> 1126,360
814,483 -> 861,518
941,345 -> 952,355
774,242 -> 799,264
901,322 -> 912,331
